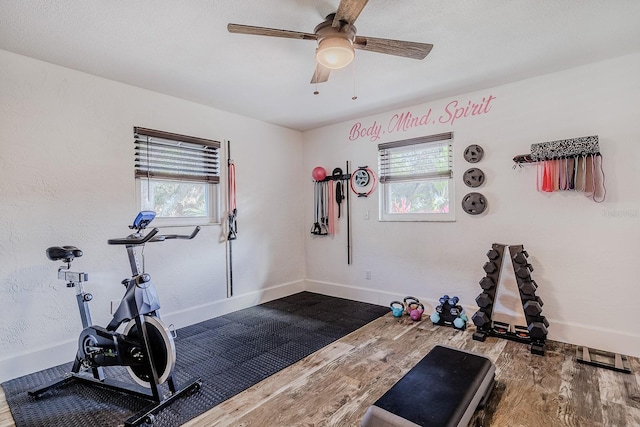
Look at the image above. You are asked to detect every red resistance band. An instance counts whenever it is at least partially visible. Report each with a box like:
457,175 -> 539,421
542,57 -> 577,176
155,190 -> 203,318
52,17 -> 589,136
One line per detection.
228,162 -> 237,240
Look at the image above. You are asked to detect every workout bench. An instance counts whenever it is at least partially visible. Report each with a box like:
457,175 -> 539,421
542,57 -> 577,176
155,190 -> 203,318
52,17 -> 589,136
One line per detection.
361,345 -> 496,427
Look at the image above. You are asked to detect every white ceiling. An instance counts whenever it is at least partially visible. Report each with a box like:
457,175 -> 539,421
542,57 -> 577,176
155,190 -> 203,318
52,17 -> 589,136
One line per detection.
2,1 -> 640,132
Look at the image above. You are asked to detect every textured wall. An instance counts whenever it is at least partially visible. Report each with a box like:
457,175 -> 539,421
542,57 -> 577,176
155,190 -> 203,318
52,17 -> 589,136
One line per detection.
3,47 -> 639,383
0,50 -> 305,381
303,52 -> 640,358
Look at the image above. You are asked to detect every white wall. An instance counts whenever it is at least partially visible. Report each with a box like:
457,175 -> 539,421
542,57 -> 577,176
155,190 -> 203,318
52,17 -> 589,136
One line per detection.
302,52 -> 640,358
0,50 -> 305,382
2,48 -> 639,383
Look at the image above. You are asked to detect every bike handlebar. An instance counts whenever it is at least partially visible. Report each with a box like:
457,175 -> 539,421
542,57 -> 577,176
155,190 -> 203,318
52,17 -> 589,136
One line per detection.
107,228 -> 160,246
107,226 -> 201,246
151,226 -> 201,241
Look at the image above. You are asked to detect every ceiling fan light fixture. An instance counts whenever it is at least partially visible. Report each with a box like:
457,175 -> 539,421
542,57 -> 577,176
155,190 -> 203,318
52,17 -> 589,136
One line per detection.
316,37 -> 355,70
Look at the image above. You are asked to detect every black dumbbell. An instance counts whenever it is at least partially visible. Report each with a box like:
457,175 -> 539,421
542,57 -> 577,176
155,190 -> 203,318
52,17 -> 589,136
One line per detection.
519,280 -> 537,295
523,300 -> 543,316
483,262 -> 498,274
487,249 -> 500,260
516,266 -> 532,279
528,321 -> 548,339
479,276 -> 495,290
513,251 -> 528,265
538,315 -> 549,328
472,311 -> 490,327
476,292 -> 493,308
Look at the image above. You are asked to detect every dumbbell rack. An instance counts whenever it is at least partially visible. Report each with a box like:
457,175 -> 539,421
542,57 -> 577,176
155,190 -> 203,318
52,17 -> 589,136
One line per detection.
471,243 -> 548,355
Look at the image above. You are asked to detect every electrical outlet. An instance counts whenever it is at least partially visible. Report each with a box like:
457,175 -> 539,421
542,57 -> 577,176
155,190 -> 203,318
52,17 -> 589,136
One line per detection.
365,270 -> 372,280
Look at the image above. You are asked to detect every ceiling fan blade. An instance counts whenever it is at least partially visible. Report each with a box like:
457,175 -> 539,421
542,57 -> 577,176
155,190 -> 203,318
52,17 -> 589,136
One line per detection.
228,23 -> 317,41
333,0 -> 369,27
311,64 -> 331,84
354,36 -> 433,60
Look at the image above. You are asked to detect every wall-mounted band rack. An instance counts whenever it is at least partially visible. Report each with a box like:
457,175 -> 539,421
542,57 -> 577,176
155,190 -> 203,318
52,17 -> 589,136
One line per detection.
514,135 -> 601,163
513,135 -> 606,202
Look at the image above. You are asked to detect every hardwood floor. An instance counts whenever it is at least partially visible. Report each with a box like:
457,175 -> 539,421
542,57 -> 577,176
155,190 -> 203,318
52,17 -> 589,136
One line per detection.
2,314 -> 639,426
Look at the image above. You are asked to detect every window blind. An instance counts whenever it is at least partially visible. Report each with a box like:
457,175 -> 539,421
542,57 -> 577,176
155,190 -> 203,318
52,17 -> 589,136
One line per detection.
378,132 -> 453,183
134,127 -> 220,183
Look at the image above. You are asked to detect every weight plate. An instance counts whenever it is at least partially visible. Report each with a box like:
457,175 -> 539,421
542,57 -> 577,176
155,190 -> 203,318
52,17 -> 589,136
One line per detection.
463,144 -> 484,163
463,167 -> 485,188
461,192 -> 488,215
353,169 -> 370,187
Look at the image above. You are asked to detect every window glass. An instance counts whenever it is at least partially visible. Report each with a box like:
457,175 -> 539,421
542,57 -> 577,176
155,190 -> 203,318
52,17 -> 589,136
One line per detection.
378,133 -> 454,222
140,179 -> 209,218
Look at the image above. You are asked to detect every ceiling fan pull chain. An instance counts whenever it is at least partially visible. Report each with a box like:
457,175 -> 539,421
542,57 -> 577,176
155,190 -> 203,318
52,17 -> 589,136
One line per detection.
352,59 -> 358,100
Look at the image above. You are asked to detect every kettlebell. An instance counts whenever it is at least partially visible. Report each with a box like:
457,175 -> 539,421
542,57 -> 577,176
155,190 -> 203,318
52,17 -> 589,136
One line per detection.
410,302 -> 425,321
390,301 -> 404,317
403,296 -> 420,315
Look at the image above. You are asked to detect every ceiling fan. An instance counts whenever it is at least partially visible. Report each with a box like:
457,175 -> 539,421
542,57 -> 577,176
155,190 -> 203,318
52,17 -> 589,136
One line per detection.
228,0 -> 434,84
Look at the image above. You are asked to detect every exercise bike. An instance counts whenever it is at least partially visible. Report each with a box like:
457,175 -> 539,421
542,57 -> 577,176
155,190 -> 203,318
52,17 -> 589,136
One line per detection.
29,211 -> 202,426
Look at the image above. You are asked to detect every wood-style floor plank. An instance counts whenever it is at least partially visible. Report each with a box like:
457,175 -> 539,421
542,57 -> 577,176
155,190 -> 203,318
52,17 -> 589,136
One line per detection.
2,313 -> 640,427
0,386 -> 15,427
622,354 -> 640,410
185,341 -> 355,427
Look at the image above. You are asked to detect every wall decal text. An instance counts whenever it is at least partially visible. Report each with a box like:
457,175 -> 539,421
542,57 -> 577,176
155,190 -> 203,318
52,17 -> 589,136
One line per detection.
348,94 -> 496,142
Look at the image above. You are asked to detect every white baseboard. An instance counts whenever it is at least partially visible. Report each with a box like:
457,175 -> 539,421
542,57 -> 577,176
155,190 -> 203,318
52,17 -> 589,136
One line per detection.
4,278 -> 638,383
304,279 -> 640,359
546,320 -> 640,359
162,280 -> 305,330
0,280 -> 305,383
0,340 -> 77,385
304,279 -> 438,310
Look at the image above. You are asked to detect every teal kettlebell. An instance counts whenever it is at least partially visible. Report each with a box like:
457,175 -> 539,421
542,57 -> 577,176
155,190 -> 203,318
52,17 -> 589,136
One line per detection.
390,301 -> 404,317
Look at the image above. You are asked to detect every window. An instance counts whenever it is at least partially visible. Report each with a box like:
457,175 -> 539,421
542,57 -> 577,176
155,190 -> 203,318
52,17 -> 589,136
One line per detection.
378,132 -> 454,222
134,127 -> 221,225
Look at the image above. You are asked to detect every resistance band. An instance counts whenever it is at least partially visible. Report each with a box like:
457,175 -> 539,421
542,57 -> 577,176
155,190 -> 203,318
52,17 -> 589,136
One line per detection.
228,161 -> 237,240
226,140 -> 237,298
536,154 -> 606,202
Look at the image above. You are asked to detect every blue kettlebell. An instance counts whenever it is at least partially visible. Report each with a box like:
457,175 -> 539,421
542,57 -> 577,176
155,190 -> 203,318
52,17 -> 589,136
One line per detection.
390,301 -> 404,317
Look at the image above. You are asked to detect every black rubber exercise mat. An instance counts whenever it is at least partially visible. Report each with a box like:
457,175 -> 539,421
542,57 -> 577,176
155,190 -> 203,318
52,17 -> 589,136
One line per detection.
2,292 -> 388,427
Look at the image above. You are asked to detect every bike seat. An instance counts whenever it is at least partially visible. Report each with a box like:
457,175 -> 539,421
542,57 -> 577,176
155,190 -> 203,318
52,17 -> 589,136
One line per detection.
46,246 -> 83,262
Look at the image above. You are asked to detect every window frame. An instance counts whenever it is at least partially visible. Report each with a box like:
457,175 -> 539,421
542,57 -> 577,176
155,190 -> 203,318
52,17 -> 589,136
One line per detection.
133,127 -> 221,226
378,132 -> 455,222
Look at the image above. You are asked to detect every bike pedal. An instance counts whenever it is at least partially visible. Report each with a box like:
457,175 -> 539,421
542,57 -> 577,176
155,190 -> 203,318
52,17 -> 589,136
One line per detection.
168,323 -> 177,339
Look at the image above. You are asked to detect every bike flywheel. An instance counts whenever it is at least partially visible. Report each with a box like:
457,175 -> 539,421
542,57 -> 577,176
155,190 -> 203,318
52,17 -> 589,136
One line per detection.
123,316 -> 176,387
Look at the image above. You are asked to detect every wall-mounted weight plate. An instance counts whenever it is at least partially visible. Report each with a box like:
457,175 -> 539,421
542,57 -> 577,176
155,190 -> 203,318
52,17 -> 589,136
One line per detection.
461,192 -> 487,215
463,145 -> 484,163
463,168 -> 485,188
353,169 -> 370,187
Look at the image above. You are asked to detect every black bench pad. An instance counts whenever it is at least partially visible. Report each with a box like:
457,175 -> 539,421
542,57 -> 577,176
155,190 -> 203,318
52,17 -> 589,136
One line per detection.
361,345 -> 495,427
